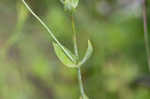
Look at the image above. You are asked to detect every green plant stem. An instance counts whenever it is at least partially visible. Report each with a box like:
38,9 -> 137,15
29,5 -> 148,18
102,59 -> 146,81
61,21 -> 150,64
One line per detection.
22,0 -> 75,62
78,67 -> 86,99
71,14 -> 86,98
23,0 -> 88,98
142,0 -> 150,71
71,13 -> 79,59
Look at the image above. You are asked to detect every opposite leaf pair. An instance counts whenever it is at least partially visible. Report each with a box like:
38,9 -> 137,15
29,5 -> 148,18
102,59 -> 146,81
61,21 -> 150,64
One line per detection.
53,40 -> 93,68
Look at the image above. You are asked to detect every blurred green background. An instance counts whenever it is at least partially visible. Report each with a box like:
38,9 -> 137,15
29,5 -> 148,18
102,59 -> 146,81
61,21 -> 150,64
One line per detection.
1,0 -> 150,99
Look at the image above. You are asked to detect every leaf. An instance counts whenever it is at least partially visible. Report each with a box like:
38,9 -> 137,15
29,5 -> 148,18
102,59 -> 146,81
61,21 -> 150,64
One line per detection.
78,40 -> 93,67
63,44 -> 78,63
53,42 -> 78,68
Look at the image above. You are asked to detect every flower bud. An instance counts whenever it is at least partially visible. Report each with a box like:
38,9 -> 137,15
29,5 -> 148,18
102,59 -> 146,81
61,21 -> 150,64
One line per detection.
60,0 -> 79,12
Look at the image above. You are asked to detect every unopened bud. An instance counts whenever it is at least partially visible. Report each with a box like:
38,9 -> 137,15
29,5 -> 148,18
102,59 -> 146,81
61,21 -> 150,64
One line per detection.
60,0 -> 79,12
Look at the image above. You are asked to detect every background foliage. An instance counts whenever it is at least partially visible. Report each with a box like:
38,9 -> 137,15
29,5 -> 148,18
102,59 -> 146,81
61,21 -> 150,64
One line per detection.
1,0 -> 150,99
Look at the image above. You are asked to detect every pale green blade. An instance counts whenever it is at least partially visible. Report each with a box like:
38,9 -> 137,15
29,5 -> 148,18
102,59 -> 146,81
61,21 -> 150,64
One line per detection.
53,42 -> 78,68
78,40 -> 93,67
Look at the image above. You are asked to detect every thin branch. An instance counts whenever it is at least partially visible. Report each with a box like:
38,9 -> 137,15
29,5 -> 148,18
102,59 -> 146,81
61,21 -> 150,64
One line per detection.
142,0 -> 150,71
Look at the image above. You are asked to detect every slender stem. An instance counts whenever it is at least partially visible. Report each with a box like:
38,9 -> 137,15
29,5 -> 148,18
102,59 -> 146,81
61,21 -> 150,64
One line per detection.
71,13 -> 79,59
78,67 -> 86,98
22,0 -> 75,62
71,13 -> 86,98
142,0 -> 150,71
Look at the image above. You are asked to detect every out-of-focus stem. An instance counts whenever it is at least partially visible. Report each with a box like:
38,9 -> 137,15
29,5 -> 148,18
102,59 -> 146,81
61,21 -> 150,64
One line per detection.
142,0 -> 150,71
0,3 -> 28,60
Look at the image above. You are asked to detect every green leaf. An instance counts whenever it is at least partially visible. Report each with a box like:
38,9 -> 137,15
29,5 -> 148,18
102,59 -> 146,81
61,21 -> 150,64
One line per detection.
53,42 -> 78,68
63,45 -> 78,63
78,40 -> 93,67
